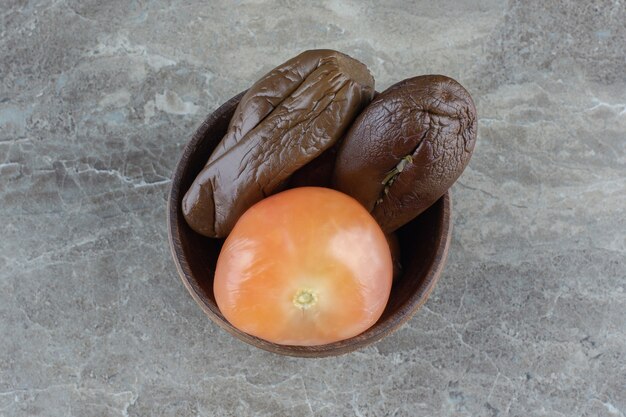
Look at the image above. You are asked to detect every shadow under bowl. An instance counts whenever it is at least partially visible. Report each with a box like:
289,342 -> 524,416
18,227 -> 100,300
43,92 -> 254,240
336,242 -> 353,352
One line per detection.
167,92 -> 452,358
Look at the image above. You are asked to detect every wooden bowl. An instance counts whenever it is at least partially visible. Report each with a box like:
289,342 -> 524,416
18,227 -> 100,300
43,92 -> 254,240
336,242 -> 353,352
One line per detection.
167,92 -> 452,358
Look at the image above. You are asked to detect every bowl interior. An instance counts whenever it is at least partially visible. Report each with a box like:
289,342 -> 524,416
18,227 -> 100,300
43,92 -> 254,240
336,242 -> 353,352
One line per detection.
168,92 -> 451,357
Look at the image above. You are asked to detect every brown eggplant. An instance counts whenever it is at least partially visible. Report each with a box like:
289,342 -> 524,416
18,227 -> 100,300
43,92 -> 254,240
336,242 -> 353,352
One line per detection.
332,75 -> 477,233
183,50 -> 375,237
287,144 -> 339,188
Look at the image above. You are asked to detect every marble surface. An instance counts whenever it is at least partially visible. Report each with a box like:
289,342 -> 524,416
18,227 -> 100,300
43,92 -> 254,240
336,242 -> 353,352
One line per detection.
1,1 -> 625,416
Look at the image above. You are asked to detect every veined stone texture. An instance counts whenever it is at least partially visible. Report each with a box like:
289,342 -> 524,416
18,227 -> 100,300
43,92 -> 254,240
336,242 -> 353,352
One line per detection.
1,1 -> 624,416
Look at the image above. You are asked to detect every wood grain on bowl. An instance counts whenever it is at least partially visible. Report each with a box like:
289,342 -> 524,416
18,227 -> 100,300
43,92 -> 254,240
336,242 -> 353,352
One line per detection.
167,92 -> 452,358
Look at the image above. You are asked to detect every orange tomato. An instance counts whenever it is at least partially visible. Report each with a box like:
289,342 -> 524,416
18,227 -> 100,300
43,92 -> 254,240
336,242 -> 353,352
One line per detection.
214,187 -> 393,346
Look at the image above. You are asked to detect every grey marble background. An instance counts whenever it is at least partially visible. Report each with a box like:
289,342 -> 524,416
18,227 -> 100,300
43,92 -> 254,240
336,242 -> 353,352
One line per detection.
1,1 -> 625,416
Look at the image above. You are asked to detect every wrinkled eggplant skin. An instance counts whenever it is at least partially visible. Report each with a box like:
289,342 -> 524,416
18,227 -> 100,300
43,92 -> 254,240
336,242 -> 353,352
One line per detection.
183,50 -> 375,237
333,75 -> 477,233
287,92 -> 382,189
208,50 -> 332,164
287,144 -> 339,188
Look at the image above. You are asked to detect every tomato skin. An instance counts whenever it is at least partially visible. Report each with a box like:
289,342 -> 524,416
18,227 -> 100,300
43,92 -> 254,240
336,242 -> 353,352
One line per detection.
214,187 -> 393,346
